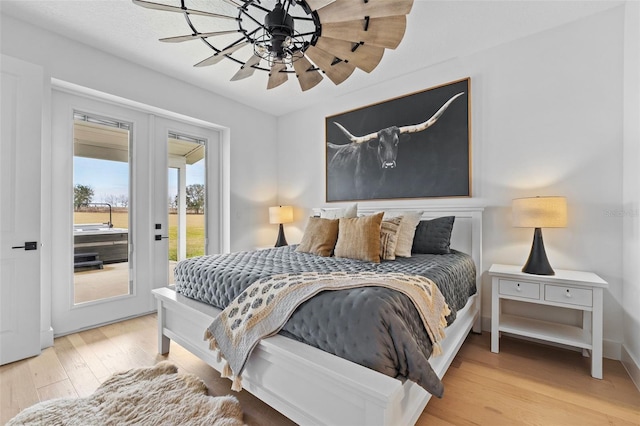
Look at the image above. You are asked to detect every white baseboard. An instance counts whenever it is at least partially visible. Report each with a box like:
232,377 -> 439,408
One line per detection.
481,314 -> 491,332
40,326 -> 54,349
621,344 -> 640,392
603,339 -> 621,361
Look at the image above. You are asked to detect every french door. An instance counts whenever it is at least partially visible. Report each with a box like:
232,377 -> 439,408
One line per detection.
51,90 -> 222,335
51,90 -> 155,335
151,117 -> 221,287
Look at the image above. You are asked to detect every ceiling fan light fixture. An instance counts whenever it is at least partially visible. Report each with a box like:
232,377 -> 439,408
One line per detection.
254,43 -> 268,56
253,30 -> 304,67
133,0 -> 415,91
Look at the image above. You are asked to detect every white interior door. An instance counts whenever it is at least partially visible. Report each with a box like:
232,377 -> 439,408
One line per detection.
0,55 -> 43,364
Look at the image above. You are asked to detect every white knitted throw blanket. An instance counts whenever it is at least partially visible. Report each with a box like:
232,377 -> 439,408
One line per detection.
204,271 -> 451,392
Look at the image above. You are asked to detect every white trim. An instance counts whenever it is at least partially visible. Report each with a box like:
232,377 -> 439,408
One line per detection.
40,327 -> 54,350
603,339 -> 622,361
51,79 -> 225,131
621,344 -> 640,392
153,206 -> 483,425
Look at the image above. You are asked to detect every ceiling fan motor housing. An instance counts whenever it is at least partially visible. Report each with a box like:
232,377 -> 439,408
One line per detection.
265,2 -> 295,59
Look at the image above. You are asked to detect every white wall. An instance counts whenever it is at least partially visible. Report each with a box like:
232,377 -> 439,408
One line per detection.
622,1 -> 640,387
1,13 -> 279,340
276,6 -> 628,358
0,14 -> 279,252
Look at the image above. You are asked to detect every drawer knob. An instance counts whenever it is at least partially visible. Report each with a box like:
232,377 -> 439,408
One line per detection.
516,283 -> 521,292
565,289 -> 572,298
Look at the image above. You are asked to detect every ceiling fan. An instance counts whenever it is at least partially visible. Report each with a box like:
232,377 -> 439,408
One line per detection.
133,0 -> 414,91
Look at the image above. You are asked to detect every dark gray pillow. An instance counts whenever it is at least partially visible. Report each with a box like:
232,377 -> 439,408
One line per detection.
411,216 -> 455,254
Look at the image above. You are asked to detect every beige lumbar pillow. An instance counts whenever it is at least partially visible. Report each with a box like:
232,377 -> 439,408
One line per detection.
380,216 -> 403,261
334,212 -> 384,263
384,211 -> 423,257
319,203 -> 358,219
296,217 -> 339,257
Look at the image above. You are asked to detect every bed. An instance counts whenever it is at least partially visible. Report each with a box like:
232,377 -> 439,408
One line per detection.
152,206 -> 483,425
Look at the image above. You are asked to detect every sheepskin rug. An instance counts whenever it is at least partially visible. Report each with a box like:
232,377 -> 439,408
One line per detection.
8,361 -> 245,425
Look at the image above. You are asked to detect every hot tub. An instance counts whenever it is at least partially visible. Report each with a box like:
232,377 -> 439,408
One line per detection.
74,224 -> 129,264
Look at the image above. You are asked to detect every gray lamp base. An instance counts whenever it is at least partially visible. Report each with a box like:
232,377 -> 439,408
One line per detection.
522,228 -> 555,275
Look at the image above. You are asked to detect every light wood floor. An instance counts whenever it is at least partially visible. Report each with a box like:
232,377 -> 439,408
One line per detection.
1,315 -> 638,425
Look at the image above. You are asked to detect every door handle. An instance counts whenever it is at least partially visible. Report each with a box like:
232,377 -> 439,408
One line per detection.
154,235 -> 169,241
12,241 -> 38,250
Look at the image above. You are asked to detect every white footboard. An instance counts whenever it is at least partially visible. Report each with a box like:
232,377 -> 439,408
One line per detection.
153,287 -> 479,426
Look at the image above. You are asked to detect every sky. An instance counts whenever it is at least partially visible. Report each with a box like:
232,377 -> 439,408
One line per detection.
74,157 -> 205,204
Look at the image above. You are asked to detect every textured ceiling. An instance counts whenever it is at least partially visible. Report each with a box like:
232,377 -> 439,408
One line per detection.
0,0 -> 621,116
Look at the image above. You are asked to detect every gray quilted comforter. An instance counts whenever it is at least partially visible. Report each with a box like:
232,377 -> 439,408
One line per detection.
174,246 -> 476,397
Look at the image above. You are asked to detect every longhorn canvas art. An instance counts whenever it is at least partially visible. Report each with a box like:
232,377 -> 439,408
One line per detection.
325,78 -> 471,202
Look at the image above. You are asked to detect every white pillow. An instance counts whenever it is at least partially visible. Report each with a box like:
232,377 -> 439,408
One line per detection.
383,211 -> 423,257
320,203 -> 357,219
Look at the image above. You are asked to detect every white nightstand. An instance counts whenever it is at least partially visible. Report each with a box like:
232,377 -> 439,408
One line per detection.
489,264 -> 608,379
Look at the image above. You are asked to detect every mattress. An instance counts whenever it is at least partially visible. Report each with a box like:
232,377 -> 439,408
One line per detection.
174,245 -> 476,397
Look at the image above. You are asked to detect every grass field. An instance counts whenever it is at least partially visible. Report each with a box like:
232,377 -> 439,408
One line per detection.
74,211 -> 205,261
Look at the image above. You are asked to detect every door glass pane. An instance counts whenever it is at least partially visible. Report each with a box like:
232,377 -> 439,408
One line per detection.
167,133 -> 206,283
168,167 -> 178,285
73,113 -> 131,304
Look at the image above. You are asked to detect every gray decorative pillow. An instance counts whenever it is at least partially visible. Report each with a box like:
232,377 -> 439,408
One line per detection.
411,216 -> 455,255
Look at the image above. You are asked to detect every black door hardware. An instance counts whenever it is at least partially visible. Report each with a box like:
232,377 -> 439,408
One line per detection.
12,241 -> 38,250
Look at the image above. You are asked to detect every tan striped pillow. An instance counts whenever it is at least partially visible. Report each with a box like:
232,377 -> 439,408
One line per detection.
334,212 -> 384,263
380,216 -> 403,260
383,211 -> 423,257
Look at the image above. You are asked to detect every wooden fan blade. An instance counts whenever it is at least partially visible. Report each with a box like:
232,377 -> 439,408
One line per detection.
267,63 -> 288,90
315,37 -> 384,73
194,42 -> 249,67
321,16 -> 407,49
132,0 -> 236,20
317,0 -> 413,24
292,55 -> 324,91
305,46 -> 355,85
305,0 -> 335,11
160,30 -> 238,43
230,54 -> 262,81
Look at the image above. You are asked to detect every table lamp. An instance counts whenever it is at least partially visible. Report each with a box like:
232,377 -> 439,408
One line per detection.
269,205 -> 293,247
512,196 -> 567,275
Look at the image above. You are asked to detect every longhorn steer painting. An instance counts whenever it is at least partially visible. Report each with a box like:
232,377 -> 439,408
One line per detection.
326,78 -> 470,202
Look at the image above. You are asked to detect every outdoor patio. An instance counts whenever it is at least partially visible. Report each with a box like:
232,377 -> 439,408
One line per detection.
74,261 -> 177,304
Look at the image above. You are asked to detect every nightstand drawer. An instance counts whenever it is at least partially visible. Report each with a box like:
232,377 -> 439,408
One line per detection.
499,279 -> 540,299
545,285 -> 592,307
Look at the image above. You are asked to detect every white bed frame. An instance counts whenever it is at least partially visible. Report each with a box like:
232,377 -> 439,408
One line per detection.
152,207 -> 483,426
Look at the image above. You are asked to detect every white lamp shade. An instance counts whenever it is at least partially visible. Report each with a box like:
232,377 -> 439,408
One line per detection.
269,206 -> 293,224
512,196 -> 567,228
